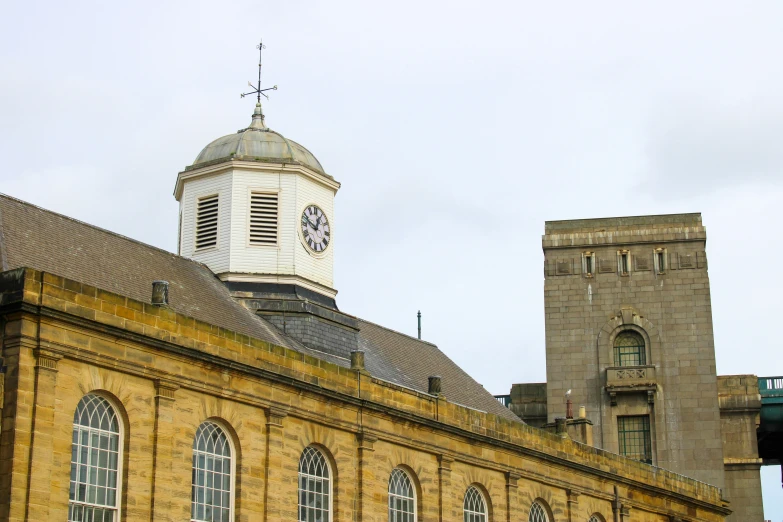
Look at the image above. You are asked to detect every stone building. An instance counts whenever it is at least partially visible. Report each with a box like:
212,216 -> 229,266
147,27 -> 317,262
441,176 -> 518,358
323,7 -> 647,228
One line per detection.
0,104 -> 733,521
502,215 -> 764,522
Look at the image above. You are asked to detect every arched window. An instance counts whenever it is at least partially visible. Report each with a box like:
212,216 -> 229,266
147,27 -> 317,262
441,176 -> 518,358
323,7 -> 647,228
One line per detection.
298,446 -> 331,522
388,468 -> 416,521
191,421 -> 233,522
588,515 -> 605,522
463,485 -> 487,522
613,331 -> 646,366
529,501 -> 549,522
68,394 -> 122,522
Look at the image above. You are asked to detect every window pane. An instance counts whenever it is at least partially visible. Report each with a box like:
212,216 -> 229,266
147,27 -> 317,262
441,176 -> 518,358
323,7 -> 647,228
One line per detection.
191,421 -> 233,522
298,447 -> 331,522
618,415 -> 653,463
68,394 -> 120,522
388,468 -> 416,521
463,485 -> 486,521
613,331 -> 646,366
529,501 -> 549,522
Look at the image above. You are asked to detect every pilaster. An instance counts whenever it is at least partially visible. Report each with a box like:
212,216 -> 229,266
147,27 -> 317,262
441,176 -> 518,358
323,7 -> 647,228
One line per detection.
356,433 -> 377,522
24,347 -> 63,521
150,379 -> 180,521
263,405 -> 290,521
505,471 -> 520,522
0,314 -> 33,521
437,454 -> 454,521
566,489 -> 580,522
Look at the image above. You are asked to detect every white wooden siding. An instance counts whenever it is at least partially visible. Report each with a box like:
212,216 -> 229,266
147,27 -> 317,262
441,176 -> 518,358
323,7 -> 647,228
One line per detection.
293,174 -> 335,288
180,166 -> 335,291
180,172 -> 232,274
229,170 -> 292,275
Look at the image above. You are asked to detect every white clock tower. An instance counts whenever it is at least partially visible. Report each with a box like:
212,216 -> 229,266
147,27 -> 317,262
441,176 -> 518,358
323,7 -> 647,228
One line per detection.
174,102 -> 341,304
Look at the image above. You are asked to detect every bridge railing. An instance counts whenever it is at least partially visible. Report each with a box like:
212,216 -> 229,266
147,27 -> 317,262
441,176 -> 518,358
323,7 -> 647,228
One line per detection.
759,376 -> 783,398
494,394 -> 511,408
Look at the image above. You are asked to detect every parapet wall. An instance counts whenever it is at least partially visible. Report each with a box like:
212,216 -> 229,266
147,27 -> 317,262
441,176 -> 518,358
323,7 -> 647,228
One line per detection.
543,213 -> 706,249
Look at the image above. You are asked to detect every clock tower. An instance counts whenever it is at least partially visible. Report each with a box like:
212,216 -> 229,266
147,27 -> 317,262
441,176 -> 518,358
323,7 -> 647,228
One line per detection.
175,102 -> 360,356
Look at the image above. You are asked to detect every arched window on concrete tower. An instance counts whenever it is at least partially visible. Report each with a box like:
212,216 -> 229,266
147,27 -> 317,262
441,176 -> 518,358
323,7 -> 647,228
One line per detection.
613,330 -> 646,366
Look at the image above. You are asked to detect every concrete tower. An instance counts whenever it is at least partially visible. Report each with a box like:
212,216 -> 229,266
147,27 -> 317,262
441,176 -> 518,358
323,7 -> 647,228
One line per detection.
540,214 -> 725,488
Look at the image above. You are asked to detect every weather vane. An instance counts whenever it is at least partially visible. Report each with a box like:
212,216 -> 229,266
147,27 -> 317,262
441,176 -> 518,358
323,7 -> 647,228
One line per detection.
241,40 -> 278,103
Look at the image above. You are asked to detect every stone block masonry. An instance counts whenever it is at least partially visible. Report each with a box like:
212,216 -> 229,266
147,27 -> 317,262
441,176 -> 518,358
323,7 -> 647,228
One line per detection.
0,268 -> 730,521
542,214 -> 725,490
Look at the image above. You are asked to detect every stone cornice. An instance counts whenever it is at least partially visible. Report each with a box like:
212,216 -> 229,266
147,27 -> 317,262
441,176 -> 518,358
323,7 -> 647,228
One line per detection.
174,159 -> 340,200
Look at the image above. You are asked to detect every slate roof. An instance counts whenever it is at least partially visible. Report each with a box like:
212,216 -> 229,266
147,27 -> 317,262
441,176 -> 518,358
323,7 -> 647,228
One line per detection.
358,320 -> 520,421
0,193 -> 520,422
0,194 -> 306,353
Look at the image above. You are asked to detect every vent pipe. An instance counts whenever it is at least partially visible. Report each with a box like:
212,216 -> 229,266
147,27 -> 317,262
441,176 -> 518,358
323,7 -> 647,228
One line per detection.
151,281 -> 169,306
417,310 -> 421,340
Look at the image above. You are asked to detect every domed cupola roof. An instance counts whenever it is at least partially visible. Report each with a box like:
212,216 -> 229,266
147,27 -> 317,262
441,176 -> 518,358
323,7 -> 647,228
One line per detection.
189,103 -> 326,175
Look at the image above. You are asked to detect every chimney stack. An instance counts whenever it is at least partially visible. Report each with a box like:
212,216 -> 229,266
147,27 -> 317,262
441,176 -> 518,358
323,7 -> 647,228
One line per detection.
428,375 -> 442,396
350,350 -> 366,372
555,417 -> 568,438
151,281 -> 169,306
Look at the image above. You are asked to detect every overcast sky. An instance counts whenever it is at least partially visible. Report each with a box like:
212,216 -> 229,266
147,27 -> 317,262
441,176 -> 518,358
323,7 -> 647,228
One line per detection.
1,0 -> 781,516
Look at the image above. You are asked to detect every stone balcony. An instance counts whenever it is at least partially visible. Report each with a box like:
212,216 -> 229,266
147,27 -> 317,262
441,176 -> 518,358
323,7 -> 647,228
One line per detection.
605,365 -> 658,405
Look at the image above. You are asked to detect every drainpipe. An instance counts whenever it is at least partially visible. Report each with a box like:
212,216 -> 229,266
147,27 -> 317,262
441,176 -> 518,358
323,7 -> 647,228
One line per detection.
612,485 -> 620,522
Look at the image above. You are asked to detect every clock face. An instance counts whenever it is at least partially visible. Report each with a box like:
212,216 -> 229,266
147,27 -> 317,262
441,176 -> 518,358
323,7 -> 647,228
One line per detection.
300,205 -> 330,253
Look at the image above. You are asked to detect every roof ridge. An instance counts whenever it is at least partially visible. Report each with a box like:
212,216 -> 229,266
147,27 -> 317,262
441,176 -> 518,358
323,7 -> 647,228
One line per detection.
0,192 -> 208,269
357,316 -> 438,347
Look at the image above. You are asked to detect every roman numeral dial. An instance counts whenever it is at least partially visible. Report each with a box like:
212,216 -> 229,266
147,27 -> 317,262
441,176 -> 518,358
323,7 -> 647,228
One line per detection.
300,205 -> 330,254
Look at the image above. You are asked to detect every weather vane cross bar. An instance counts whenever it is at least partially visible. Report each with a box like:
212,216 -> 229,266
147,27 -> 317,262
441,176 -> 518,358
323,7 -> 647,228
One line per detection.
241,40 -> 278,102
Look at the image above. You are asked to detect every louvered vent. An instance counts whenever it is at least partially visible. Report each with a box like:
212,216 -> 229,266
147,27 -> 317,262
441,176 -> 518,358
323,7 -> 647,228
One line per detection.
249,192 -> 278,245
195,194 -> 219,250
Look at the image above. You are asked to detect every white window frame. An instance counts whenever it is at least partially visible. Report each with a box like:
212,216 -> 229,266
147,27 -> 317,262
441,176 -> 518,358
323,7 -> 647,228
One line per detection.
388,467 -> 417,522
617,250 -> 631,276
246,188 -> 280,248
582,251 -> 595,278
298,445 -> 333,522
653,248 -> 667,274
463,485 -> 488,522
529,500 -> 550,522
194,193 -> 220,252
190,420 -> 236,522
68,393 -> 124,522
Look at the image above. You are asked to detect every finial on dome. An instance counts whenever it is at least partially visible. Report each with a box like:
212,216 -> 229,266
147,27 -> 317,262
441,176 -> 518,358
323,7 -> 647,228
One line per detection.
250,102 -> 268,130
240,39 -> 278,103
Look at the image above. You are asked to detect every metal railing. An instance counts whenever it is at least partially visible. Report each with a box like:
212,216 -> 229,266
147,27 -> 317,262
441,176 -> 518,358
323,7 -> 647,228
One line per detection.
759,376 -> 783,398
494,395 -> 511,408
